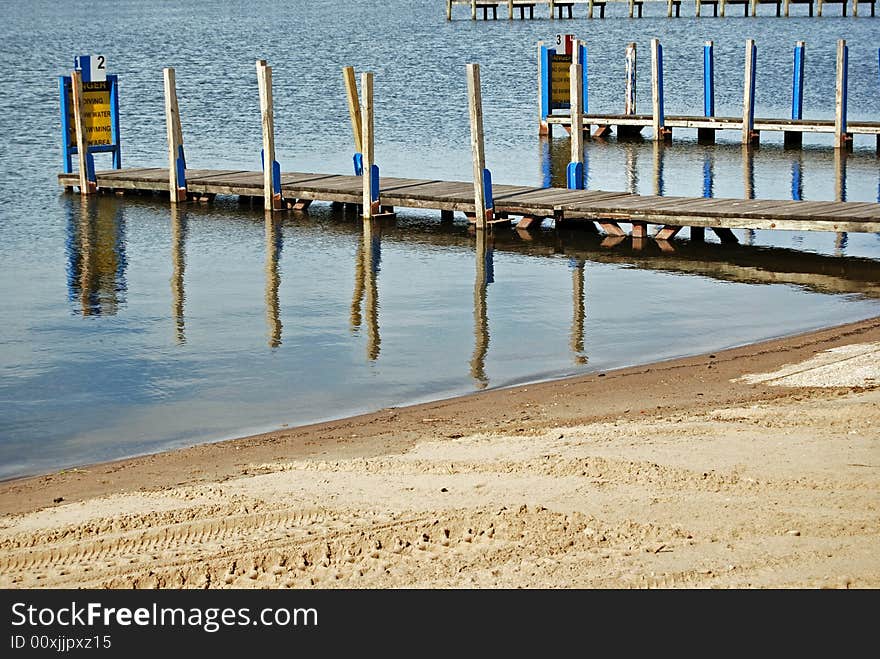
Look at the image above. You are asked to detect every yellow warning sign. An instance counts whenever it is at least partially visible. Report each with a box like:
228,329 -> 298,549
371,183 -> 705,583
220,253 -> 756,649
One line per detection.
550,54 -> 571,105
67,80 -> 112,147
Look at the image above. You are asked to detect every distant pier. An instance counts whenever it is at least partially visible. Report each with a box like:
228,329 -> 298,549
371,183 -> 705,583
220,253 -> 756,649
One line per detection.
447,0 -> 877,19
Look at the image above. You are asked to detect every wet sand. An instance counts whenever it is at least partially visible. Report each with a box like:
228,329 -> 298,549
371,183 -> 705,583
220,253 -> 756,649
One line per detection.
1,317 -> 878,588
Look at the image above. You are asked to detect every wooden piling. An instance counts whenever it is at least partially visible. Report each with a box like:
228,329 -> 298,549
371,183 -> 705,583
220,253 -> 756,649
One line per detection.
625,43 -> 637,116
467,63 -> 489,230
71,70 -> 95,195
834,39 -> 849,150
256,61 -> 282,211
721,0 -> 727,15
342,66 -> 363,154
447,0 -> 453,20
508,0 -> 514,18
651,39 -> 669,143
361,72 -> 376,220
697,0 -> 703,15
742,39 -> 758,146
471,0 -> 477,19
163,67 -> 187,204
568,60 -> 584,189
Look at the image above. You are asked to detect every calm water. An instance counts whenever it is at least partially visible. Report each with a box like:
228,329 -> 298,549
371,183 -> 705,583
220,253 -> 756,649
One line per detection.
1,1 -> 879,479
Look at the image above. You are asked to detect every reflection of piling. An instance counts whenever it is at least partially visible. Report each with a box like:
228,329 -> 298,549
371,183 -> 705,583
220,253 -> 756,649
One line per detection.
264,212 -> 282,348
170,206 -> 187,344
570,258 -> 587,364
471,228 -> 491,388
742,144 -> 755,200
68,197 -> 126,315
363,219 -> 381,361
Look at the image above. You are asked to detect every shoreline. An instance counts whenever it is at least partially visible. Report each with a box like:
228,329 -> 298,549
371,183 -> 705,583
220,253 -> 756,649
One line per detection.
1,315 -> 878,587
2,315 -> 879,517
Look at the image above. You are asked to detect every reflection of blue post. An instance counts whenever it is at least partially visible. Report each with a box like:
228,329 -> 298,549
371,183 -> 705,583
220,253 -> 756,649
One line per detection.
792,42 -> 805,120
702,154 -> 713,198
791,159 -> 802,201
703,41 -> 715,117
540,137 -> 551,188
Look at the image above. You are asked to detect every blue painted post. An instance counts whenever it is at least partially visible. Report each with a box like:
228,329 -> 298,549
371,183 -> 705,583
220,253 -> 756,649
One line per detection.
699,41 -> 716,144
703,41 -> 715,117
791,42 -> 805,120
109,74 -> 121,169
539,43 -> 552,135
578,42 -> 589,115
59,76 -> 72,174
785,41 -> 805,148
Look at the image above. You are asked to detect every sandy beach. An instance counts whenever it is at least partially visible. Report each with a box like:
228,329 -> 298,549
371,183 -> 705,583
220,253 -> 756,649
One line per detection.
1,317 -> 878,588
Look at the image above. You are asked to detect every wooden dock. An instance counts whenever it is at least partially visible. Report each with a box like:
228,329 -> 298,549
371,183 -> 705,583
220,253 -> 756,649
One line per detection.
447,0 -> 877,18
58,167 -> 880,239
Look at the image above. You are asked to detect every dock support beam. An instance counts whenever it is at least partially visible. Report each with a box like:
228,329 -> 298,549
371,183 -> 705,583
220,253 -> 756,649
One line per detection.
834,39 -> 850,150
742,39 -> 759,146
568,59 -> 585,190
256,61 -> 282,211
785,41 -> 805,149
467,63 -> 492,230
163,67 -> 187,204
71,70 -> 96,195
699,40 -> 716,144
652,39 -> 671,143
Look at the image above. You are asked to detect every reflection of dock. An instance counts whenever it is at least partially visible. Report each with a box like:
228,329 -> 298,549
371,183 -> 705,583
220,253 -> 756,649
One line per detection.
59,168 -> 880,243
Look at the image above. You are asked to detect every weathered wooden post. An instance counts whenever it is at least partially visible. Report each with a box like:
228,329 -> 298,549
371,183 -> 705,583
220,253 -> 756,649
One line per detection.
256,61 -> 282,211
361,71 -> 378,220
750,0 -> 757,15
163,67 -> 187,204
721,0 -> 727,15
697,0 -> 703,16
342,66 -> 363,175
71,70 -> 96,195
785,41 -> 805,148
784,0 -> 790,15
447,0 -> 453,20
568,60 -> 585,189
589,0 -> 595,17
818,0 -> 823,15
699,41 -> 715,144
651,39 -> 671,142
550,0 -> 557,17
625,42 -> 637,116
742,39 -> 758,145
471,0 -> 477,19
467,63 -> 493,229
834,39 -> 850,150
508,0 -> 514,18
629,0 -> 636,17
